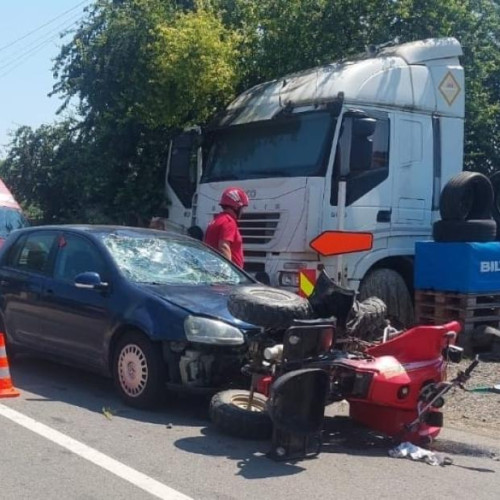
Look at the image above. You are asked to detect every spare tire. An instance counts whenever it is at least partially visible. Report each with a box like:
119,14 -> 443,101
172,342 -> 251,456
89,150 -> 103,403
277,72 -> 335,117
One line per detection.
490,172 -> 500,238
432,219 -> 497,243
228,286 -> 312,329
439,171 -> 493,220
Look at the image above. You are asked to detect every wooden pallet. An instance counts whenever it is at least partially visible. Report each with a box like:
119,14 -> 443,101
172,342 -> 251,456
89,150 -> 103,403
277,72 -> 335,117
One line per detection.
415,290 -> 500,334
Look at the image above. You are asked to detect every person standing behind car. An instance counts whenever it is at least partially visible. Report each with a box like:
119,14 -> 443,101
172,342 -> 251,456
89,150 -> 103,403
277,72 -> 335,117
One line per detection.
204,187 -> 249,268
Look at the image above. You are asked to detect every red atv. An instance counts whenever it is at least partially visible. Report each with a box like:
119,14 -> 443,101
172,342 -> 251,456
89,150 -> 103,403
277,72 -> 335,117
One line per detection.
210,272 -> 476,458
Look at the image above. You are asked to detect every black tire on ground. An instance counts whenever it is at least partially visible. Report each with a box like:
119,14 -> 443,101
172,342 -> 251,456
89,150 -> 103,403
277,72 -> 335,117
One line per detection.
358,268 -> 414,329
432,219 -> 497,243
209,389 -> 273,440
490,172 -> 500,239
112,331 -> 167,409
228,286 -> 312,329
439,171 -> 493,221
346,297 -> 387,340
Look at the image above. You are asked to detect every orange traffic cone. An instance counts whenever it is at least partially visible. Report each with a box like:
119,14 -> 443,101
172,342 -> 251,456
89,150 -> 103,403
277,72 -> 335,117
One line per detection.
0,333 -> 20,398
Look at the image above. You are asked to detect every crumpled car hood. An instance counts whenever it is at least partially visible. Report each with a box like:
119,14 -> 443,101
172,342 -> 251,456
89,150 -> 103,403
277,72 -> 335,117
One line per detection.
137,283 -> 254,328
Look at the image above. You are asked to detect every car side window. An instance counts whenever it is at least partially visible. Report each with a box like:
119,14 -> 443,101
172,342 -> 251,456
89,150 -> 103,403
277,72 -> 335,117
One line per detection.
54,234 -> 107,283
8,232 -> 57,274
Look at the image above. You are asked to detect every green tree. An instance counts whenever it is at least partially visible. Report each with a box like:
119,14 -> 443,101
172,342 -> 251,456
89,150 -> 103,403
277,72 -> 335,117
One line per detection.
48,0 -> 240,223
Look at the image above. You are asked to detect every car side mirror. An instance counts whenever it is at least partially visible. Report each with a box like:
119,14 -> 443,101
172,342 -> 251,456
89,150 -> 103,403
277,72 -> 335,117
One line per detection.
74,272 -> 108,290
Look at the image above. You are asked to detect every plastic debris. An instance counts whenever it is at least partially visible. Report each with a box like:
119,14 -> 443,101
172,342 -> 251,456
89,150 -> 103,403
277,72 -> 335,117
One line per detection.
467,384 -> 500,394
388,442 -> 453,466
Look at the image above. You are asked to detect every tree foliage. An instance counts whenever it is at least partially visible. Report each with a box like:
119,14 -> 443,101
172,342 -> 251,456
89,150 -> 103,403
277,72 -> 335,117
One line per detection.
2,0 -> 500,223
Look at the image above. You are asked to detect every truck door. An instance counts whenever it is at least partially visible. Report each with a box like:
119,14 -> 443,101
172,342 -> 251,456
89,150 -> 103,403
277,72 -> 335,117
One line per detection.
329,110 -> 392,231
165,130 -> 201,231
392,114 -> 433,227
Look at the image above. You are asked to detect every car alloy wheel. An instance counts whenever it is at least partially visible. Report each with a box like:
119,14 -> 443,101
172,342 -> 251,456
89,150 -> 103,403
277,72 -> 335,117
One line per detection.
117,343 -> 149,397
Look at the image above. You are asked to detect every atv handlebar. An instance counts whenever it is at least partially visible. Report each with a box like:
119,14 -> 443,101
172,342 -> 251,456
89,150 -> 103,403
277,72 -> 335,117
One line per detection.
464,356 -> 480,377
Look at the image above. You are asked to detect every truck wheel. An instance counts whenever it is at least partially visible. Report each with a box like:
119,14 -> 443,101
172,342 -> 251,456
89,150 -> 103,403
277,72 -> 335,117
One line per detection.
228,286 -> 312,329
439,171 -> 493,220
112,332 -> 167,409
490,172 -> 500,238
432,219 -> 497,242
359,269 -> 414,328
209,389 -> 272,440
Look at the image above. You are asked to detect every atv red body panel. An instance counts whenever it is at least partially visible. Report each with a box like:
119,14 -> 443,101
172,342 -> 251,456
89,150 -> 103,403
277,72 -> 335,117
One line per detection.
335,321 -> 461,441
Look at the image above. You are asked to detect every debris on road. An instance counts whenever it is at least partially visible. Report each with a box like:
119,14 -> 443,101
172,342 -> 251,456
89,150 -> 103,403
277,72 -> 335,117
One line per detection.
102,407 -> 115,420
389,442 -> 453,466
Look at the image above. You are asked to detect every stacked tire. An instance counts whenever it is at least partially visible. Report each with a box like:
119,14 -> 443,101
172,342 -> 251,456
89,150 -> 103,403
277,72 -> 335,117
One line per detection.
433,172 -> 498,243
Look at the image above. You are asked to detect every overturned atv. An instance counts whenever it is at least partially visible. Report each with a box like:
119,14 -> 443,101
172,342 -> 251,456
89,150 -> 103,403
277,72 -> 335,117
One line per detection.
210,272 -> 476,459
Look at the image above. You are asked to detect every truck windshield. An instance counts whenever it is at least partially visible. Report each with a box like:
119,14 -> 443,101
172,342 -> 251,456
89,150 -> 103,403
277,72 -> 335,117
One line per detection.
202,111 -> 336,182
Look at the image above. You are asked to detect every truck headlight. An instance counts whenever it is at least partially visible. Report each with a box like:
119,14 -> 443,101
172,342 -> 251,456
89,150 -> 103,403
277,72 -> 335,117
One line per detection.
278,271 -> 300,287
184,316 -> 245,346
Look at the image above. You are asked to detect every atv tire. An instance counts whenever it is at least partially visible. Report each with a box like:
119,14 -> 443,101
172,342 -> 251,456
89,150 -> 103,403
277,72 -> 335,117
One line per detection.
228,286 -> 312,329
439,171 -> 493,221
346,297 -> 387,340
209,389 -> 272,440
432,219 -> 497,243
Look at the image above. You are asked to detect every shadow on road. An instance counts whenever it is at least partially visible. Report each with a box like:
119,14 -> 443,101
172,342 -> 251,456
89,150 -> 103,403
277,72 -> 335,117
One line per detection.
9,355 -> 210,428
9,355 -> 499,475
174,426 -> 306,479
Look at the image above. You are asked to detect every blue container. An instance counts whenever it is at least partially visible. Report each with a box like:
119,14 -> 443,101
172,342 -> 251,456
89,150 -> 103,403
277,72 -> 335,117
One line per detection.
415,241 -> 500,293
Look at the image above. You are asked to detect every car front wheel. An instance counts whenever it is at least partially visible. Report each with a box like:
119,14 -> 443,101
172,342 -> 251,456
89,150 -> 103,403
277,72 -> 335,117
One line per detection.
112,331 -> 166,409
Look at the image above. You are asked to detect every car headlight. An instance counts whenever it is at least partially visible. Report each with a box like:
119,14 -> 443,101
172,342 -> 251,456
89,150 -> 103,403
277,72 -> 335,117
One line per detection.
184,315 -> 245,346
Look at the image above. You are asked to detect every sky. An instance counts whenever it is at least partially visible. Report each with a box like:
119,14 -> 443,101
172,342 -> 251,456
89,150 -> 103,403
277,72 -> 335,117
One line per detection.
0,0 -> 92,158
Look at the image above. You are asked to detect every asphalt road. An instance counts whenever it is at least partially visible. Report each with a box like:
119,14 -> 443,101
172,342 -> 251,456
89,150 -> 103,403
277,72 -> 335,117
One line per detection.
1,355 -> 499,500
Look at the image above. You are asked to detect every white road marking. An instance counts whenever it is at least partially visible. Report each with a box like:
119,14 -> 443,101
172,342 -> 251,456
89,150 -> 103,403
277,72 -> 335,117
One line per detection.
0,403 -> 193,500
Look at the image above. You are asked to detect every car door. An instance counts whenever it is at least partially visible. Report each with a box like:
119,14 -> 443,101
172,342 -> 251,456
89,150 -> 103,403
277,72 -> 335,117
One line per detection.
0,230 -> 58,350
41,232 -> 113,368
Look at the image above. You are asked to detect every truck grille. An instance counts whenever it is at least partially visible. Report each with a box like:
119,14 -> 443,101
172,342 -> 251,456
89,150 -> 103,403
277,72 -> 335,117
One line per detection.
239,212 -> 280,246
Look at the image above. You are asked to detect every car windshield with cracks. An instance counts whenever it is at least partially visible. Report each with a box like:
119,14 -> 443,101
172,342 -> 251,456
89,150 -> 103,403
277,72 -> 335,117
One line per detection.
100,233 -> 250,286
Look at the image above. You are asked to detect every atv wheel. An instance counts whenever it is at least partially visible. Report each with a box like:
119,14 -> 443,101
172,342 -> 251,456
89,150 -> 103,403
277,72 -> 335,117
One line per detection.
346,296 -> 387,340
228,286 -> 312,329
209,389 -> 272,440
439,171 -> 493,220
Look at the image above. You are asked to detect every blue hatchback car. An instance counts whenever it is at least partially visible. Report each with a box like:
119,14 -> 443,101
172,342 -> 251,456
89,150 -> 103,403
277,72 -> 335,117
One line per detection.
0,225 -> 259,408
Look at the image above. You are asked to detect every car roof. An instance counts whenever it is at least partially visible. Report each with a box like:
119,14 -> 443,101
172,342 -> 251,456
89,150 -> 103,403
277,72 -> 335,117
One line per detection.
11,225 -> 194,241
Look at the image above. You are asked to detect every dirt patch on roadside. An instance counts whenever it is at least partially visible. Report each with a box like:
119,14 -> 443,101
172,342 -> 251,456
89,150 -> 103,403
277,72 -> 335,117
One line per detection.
444,360 -> 500,440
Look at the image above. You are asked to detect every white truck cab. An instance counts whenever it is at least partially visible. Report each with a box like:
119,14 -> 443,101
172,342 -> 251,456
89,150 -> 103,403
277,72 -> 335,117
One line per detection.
165,38 -> 464,325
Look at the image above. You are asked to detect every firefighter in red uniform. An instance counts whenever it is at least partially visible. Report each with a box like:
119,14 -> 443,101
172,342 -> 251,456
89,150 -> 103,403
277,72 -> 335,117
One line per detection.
204,187 -> 249,268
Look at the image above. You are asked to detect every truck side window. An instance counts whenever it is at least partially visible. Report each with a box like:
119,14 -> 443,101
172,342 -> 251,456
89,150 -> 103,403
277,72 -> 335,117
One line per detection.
331,112 -> 390,206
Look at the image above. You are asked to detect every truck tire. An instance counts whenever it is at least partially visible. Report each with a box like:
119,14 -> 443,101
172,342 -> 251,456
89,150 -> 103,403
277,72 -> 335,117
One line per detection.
358,269 -> 414,328
209,389 -> 272,440
432,219 -> 497,242
490,172 -> 500,238
228,286 -> 312,329
346,297 -> 387,340
439,171 -> 493,220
